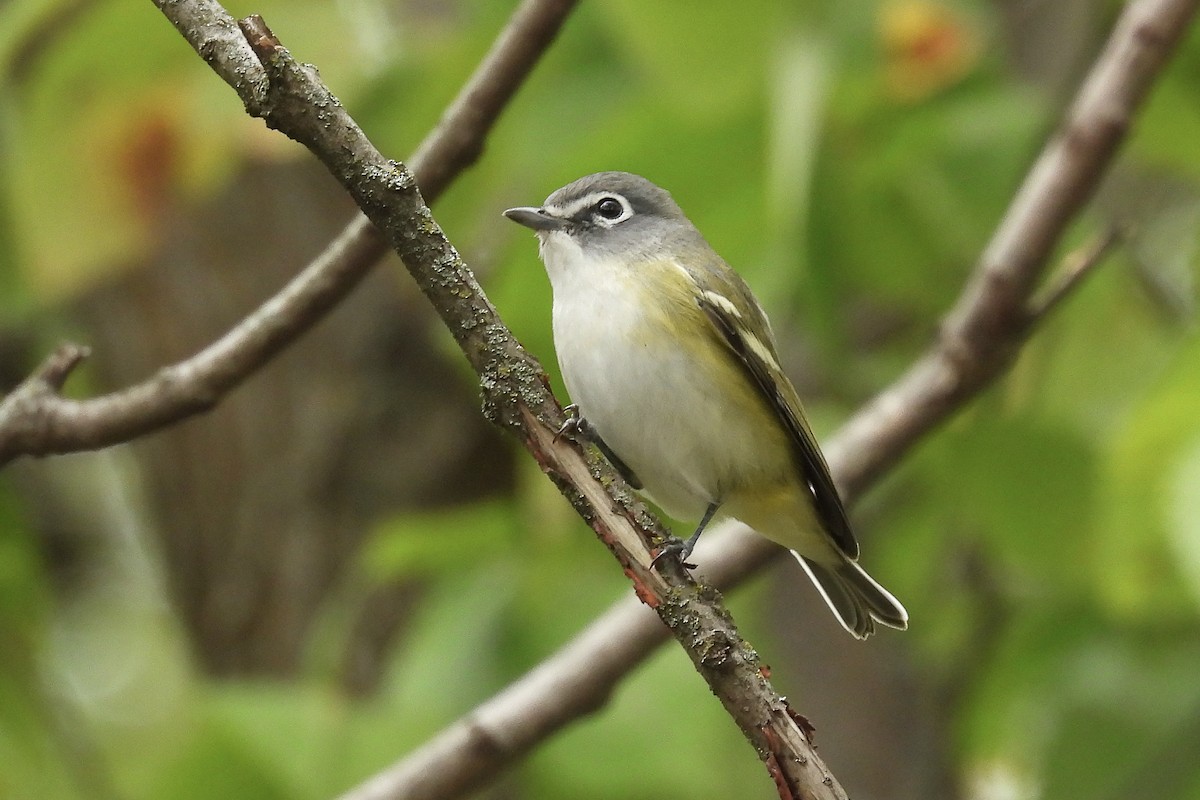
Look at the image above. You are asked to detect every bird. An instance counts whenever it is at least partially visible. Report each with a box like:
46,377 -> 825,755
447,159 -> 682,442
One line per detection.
504,171 -> 907,639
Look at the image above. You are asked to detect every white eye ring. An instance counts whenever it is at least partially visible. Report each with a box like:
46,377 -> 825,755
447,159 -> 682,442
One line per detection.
593,194 -> 632,226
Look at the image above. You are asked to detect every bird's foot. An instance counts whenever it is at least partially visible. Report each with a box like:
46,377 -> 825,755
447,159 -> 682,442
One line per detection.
649,502 -> 718,572
649,533 -> 700,572
554,404 -> 643,489
555,403 -> 590,443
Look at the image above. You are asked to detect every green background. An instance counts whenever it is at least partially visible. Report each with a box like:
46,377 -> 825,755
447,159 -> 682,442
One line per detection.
3,1 -> 1200,798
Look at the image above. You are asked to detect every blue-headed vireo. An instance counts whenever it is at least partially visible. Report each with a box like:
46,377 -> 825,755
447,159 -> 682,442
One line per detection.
504,172 -> 907,639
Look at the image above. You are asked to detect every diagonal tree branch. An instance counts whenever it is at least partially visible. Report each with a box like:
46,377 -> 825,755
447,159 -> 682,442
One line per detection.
828,0 -> 1192,500
0,0 -> 578,467
141,5 -> 858,798
333,0 -> 1199,798
236,11 -> 844,796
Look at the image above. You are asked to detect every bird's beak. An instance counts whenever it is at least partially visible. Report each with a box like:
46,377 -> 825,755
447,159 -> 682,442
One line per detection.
503,206 -> 568,232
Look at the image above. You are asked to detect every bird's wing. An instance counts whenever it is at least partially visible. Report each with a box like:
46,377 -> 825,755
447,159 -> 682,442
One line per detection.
691,263 -> 859,560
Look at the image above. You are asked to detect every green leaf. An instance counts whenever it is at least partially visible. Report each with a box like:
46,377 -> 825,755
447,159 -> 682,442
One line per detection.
1095,338 -> 1200,620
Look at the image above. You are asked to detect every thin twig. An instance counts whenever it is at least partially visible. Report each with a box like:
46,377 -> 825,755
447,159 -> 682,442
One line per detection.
34,343 -> 92,391
0,0 -> 578,466
1026,225 -> 1123,322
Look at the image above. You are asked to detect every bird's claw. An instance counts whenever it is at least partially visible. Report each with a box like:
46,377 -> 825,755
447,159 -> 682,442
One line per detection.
555,403 -> 589,443
649,508 -> 713,572
650,538 -> 699,572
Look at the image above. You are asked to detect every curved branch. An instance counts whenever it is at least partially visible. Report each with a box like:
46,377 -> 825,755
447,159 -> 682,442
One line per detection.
336,0 -> 1199,798
0,0 -> 578,466
830,0 -> 1191,498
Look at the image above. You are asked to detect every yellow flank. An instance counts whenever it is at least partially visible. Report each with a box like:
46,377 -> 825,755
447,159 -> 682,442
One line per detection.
723,481 -> 834,558
617,260 -> 797,493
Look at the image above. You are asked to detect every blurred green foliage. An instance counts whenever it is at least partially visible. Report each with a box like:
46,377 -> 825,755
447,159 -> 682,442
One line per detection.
2,1 -> 1200,799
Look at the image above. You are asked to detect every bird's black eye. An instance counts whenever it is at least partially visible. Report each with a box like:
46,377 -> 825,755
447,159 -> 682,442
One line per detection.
596,197 -> 625,220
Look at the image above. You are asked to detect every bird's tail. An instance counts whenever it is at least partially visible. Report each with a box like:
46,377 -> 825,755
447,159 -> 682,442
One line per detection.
793,552 -> 908,639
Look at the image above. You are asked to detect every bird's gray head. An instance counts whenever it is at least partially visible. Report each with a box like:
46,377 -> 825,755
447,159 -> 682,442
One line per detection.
504,172 -> 697,260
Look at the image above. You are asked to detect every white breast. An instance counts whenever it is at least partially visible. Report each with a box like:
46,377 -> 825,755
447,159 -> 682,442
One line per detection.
538,231 -> 790,523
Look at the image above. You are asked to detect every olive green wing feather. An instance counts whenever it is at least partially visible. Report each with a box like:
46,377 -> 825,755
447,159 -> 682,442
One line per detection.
691,262 -> 859,560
